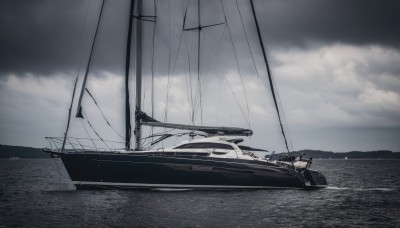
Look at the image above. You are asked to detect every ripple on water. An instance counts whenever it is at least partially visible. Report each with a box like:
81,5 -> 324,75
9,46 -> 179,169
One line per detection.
0,159 -> 399,227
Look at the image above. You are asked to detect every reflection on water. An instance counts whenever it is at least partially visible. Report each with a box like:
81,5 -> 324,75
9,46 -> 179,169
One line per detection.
0,159 -> 399,227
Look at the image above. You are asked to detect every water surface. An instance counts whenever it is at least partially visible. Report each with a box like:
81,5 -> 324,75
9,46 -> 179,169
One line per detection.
1,159 -> 399,227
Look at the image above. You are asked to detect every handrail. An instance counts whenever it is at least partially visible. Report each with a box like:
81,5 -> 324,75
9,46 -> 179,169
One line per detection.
45,136 -> 125,152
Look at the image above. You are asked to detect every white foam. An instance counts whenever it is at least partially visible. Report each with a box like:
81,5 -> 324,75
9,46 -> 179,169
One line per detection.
354,187 -> 398,192
324,186 -> 350,190
150,188 -> 193,192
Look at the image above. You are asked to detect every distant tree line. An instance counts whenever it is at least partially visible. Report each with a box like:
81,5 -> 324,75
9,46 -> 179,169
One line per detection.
1,144 -> 399,159
0,144 -> 49,158
269,149 -> 400,160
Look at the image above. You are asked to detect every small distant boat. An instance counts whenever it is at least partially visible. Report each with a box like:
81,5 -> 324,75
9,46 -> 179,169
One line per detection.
9,156 -> 20,160
345,156 -> 348,160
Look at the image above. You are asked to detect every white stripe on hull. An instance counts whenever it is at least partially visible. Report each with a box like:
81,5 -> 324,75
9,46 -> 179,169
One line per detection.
72,181 -> 302,189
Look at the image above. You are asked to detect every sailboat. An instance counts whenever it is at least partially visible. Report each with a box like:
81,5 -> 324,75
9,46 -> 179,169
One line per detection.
43,0 -> 327,190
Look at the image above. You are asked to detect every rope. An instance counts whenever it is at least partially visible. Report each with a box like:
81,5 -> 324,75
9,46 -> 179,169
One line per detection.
220,0 -> 251,129
80,119 -> 98,150
271,75 -> 294,151
164,27 -> 185,122
249,0 -> 292,156
164,0 -> 172,122
225,78 -> 251,128
235,0 -> 260,78
84,88 -> 125,140
75,0 -> 92,82
150,0 -> 158,142
181,1 -> 195,123
82,111 -> 110,149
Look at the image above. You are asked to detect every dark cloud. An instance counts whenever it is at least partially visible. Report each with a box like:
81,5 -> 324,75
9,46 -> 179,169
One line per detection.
1,0 -> 399,151
0,0 -> 129,77
0,0 -> 399,78
248,0 -> 400,48
1,0 -> 88,76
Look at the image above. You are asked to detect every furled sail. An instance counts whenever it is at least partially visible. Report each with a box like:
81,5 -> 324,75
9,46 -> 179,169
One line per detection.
136,111 -> 253,136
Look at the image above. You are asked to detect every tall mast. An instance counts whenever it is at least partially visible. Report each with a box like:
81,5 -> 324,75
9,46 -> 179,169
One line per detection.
249,0 -> 291,155
124,0 -> 135,150
197,0 -> 202,124
183,1 -> 224,124
134,0 -> 143,150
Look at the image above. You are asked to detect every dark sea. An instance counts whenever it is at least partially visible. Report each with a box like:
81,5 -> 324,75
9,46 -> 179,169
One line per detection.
0,159 -> 399,227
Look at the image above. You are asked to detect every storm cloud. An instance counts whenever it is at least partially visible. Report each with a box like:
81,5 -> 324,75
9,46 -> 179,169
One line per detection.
0,0 -> 399,151
1,0 -> 399,76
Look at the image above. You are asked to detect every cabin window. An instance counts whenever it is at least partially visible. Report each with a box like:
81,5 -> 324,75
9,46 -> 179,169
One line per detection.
175,143 -> 233,150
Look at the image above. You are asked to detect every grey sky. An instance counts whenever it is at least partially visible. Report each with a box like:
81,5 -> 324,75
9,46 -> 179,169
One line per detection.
0,0 -> 399,152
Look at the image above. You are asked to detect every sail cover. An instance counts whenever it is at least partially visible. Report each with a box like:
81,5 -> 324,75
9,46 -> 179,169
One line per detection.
136,111 -> 253,136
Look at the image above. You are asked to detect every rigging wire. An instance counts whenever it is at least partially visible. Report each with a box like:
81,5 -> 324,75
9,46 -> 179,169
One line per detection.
171,34 -> 185,80
82,111 -> 110,149
249,0 -> 291,155
181,0 -> 198,124
233,0 -> 282,150
225,78 -> 251,128
61,0 -> 92,152
182,0 -> 204,125
141,128 -> 176,149
84,88 -> 125,140
164,0 -> 172,123
156,25 -> 183,134
75,0 -> 106,118
200,25 -> 226,125
197,0 -> 203,125
184,0 -> 225,126
166,26 -> 186,120
205,23 -> 227,66
235,0 -> 260,78
271,75 -> 294,151
186,35 -> 195,123
75,0 -> 93,85
206,26 -> 227,126
219,0 -> 251,129
80,118 -> 98,150
181,0 -> 195,123
198,22 -> 227,126
61,76 -> 79,152
71,137 -> 86,150
192,31 -> 204,125
150,0 -> 158,143
56,137 -> 123,151
217,79 -> 222,124
164,0 -> 188,124
142,77 -> 151,111
61,0 -> 92,150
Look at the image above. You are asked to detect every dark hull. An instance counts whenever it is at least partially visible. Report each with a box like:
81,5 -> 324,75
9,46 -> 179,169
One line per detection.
58,152 -> 308,189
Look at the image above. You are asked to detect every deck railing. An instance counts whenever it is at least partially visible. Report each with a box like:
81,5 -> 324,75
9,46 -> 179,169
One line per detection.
44,137 -> 125,152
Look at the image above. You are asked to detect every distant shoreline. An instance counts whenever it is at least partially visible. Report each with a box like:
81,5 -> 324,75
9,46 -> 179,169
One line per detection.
1,144 -> 399,159
0,144 -> 49,159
